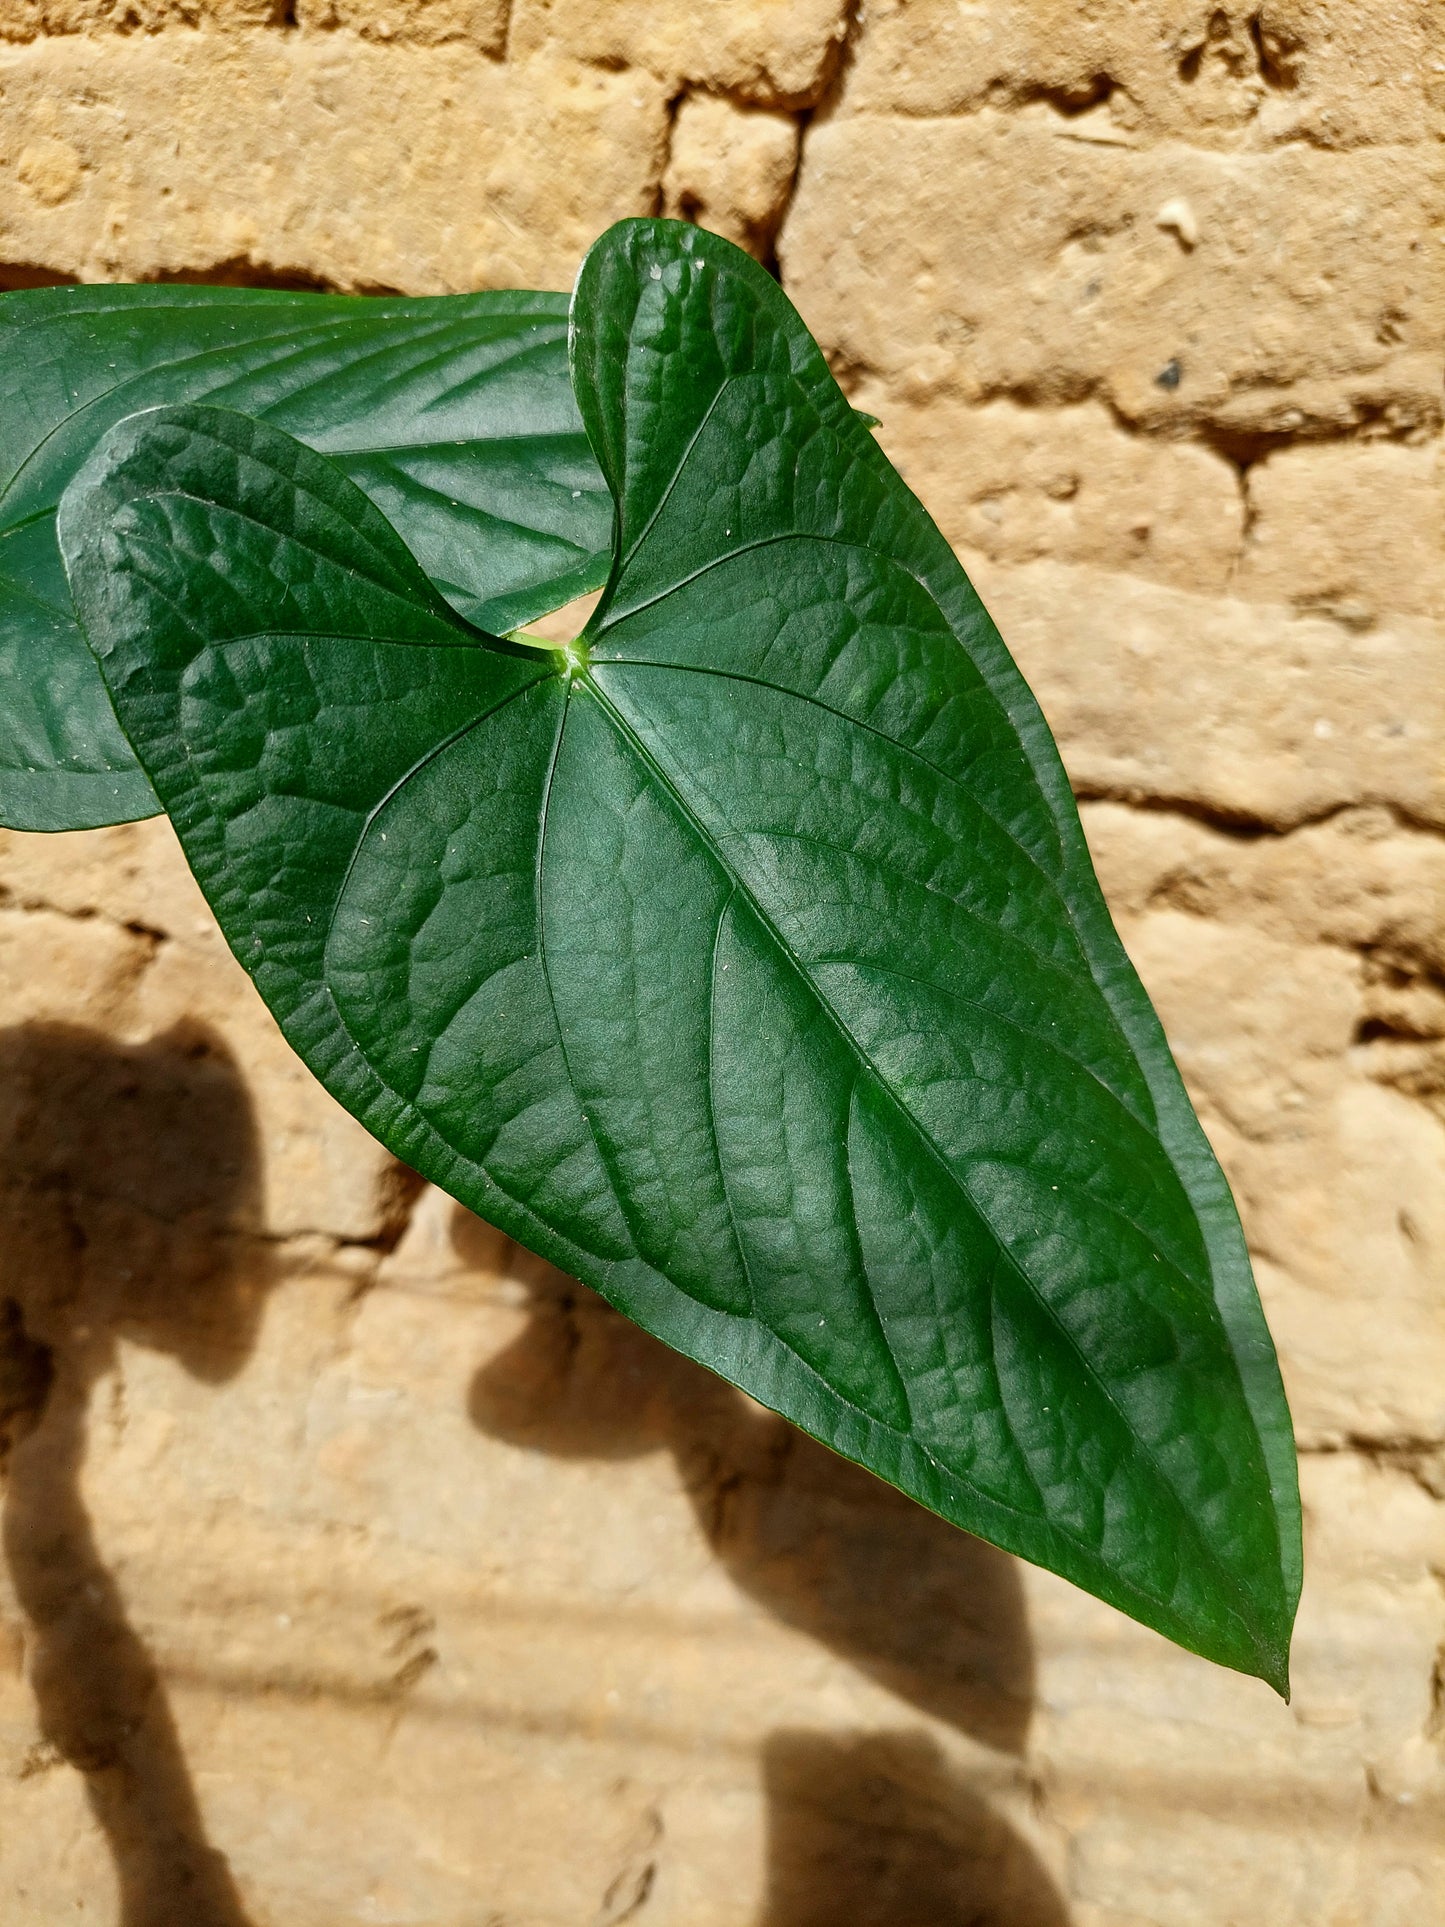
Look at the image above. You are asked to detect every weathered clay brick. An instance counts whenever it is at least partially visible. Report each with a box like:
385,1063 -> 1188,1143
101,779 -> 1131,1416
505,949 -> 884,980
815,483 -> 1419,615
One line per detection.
0,896 -> 151,1033
843,0 -> 1442,150
976,556 -> 1445,830
1023,1453 -> 1445,1927
860,389 -> 1244,594
1080,804 -> 1445,988
509,0 -> 851,106
293,0 -> 508,48
661,93 -> 799,258
1080,806 -> 1445,1444
0,821 -> 407,1240
1240,440 -> 1445,626
0,38 -> 669,289
0,0 -> 279,39
782,113 -> 1442,437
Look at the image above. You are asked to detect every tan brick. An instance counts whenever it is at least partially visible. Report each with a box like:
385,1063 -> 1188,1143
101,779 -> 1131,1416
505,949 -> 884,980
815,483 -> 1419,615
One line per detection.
0,897 -> 150,1033
843,0 -> 1441,151
661,93 -> 799,258
0,0 -> 279,39
1251,1078 -> 1445,1448
782,113 -> 1442,437
0,0 -> 500,43
1077,801 -> 1445,1447
510,0 -> 850,107
133,922 -> 405,1243
859,389 -> 1243,593
976,556 -> 1445,829
0,38 -> 669,290
0,815 -> 223,938
1079,803 -> 1445,977
294,0 -> 507,49
1239,440 -> 1445,626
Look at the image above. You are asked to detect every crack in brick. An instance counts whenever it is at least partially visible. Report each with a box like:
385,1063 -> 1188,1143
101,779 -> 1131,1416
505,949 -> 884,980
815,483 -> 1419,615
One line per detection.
1298,1434 -> 1445,1504
0,887 -> 170,947
1072,792 -> 1445,846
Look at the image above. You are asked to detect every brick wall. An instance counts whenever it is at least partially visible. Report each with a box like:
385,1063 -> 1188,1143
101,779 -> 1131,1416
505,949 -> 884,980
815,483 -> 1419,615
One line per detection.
1,4 -> 1441,1921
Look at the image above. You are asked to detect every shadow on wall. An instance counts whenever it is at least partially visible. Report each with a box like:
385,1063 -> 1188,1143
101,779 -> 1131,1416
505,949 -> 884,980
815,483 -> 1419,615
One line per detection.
762,1730 -> 1068,1927
0,1021 -> 273,1927
464,1218 -> 1070,1926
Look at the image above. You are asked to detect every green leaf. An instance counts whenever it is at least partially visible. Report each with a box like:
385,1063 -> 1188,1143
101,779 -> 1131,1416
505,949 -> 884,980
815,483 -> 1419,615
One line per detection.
59,221 -> 1301,1688
1,282 -> 609,830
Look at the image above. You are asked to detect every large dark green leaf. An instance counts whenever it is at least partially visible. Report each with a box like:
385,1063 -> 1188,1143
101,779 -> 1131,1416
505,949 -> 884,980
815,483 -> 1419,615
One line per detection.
1,283 -> 609,830
59,221 -> 1300,1688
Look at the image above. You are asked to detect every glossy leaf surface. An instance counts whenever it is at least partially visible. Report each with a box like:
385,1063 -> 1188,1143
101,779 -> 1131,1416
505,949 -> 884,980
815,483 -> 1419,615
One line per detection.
60,221 -> 1300,1687
1,283 -> 609,829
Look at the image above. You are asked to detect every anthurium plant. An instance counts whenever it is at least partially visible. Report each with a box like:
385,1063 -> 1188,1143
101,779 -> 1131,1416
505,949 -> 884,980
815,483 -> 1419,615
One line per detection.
2,220 -> 1300,1691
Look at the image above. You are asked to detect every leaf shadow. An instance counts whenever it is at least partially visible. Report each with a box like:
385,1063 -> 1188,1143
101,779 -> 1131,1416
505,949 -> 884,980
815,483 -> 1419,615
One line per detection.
0,1020 -> 275,1927
461,1216 -> 1070,1924
762,1729 -> 1069,1927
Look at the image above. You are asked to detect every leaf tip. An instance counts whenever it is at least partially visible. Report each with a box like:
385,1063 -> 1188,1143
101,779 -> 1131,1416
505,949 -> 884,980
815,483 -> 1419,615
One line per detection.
1260,1636 -> 1294,1703
1231,1598 -> 1294,1701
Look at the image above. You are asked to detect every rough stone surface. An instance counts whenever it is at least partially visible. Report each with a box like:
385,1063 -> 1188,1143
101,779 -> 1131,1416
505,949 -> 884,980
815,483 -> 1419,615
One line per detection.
783,114 -> 1442,437
0,0 -> 282,39
1239,440 -> 1445,625
0,39 -> 670,289
294,0 -> 509,48
1080,803 -> 1445,1448
842,0 -> 1444,150
662,93 -> 799,258
509,0 -> 852,108
978,557 -> 1445,831
0,0 -> 1442,1921
862,391 -> 1246,594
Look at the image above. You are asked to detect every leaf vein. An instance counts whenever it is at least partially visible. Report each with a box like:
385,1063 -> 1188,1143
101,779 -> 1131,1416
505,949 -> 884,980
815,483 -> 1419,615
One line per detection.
580,668 -> 1261,1633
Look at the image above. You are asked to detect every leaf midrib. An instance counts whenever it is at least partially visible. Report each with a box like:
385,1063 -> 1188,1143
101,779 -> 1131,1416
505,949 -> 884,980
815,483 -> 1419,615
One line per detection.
823,953 -> 1168,1166
575,664 -> 1274,1643
598,654 -> 1112,1034
333,428 -> 595,463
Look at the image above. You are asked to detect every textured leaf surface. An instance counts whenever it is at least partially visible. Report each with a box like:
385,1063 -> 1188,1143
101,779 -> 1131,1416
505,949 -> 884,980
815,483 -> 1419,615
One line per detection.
60,222 -> 1300,1686
1,283 -> 608,829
